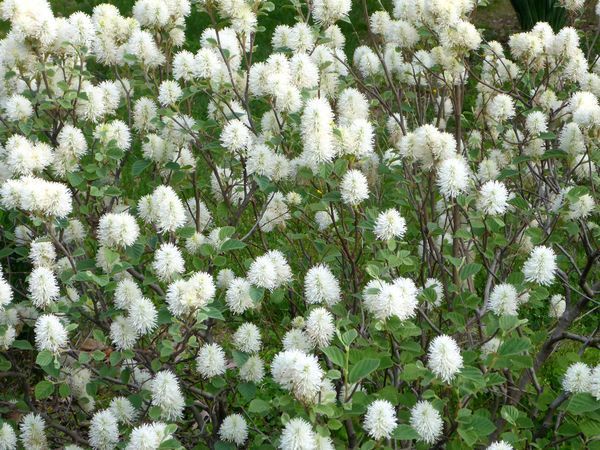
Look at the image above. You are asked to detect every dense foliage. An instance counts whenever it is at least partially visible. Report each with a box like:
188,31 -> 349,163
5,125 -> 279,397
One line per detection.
0,0 -> 598,449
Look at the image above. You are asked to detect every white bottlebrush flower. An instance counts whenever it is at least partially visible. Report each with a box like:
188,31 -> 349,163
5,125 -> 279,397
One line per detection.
219,414 -> 248,446
247,250 -> 292,291
19,413 -> 47,450
478,181 -> 509,215
525,111 -> 548,135
523,246 -> 557,286
486,441 -> 514,450
114,279 -> 143,310
109,396 -> 138,424
166,272 -> 216,317
549,294 -> 566,318
437,157 -> 471,198
126,297 -> 158,335
4,94 -> 33,121
34,314 -> 68,353
225,277 -> 255,314
197,343 -> 227,378
568,193 -> 595,220
305,307 -> 335,348
239,355 -> 265,383
158,80 -> 183,107
363,278 -> 418,321
312,0 -> 352,24
150,370 -> 185,421
97,212 -> 140,248
410,400 -> 443,444
28,267 -> 59,308
374,208 -> 406,241
340,169 -> 369,206
221,120 -> 251,153
0,276 -> 13,309
271,350 -> 323,403
427,335 -> 463,382
89,409 -> 119,450
152,242 -> 185,282
300,97 -> 335,168
304,264 -> 341,306
488,283 -> 519,316
562,362 -> 592,393
233,323 -> 262,354
590,365 -> 600,400
29,239 -> 56,269
0,422 -> 17,450
279,418 -> 316,450
216,268 -> 235,289
481,337 -> 501,360
283,328 -> 314,353
363,399 -> 397,440
109,316 -> 138,350
125,422 -> 171,450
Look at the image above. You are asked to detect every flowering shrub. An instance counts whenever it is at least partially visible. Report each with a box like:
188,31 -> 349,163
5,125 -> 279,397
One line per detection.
0,0 -> 599,448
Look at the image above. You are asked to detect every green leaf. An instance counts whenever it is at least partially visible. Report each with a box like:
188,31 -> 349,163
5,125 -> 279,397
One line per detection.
322,346 -> 345,367
131,159 -> 152,176
566,393 -> 600,415
460,263 -> 482,280
220,239 -> 246,252
36,350 -> 54,367
248,398 -> 270,414
348,358 -> 380,384
12,340 -> 33,350
392,424 -> 420,440
501,405 -> 520,426
341,330 -> 358,347
498,337 -> 530,356
35,380 -> 54,399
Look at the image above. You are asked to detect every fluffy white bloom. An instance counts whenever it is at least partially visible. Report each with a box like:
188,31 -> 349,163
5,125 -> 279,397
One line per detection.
487,94 -> 516,122
114,279 -> 143,310
150,370 -> 185,420
488,283 -> 519,316
304,264 -> 341,306
110,315 -> 138,350
0,423 -> 16,450
127,297 -> 158,335
197,343 -> 226,378
29,240 -> 56,269
225,277 -> 255,314
568,193 -> 595,220
157,80 -> 182,107
19,413 -> 47,450
28,267 -> 59,308
152,243 -> 184,281
562,362 -> 592,393
109,396 -> 138,424
525,111 -> 548,135
1,176 -> 73,218
172,271 -> 216,315
410,401 -> 443,444
559,0 -> 585,11
301,98 -> 335,168
125,422 -> 171,450
481,337 -> 501,360
0,274 -> 13,310
340,169 -> 369,206
233,323 -> 262,354
34,314 -> 67,352
437,157 -> 471,198
549,294 -> 566,318
283,328 -> 314,353
559,123 -> 585,155
219,414 -> 248,446
374,209 -> 406,241
523,246 -> 557,286
305,307 -> 335,347
486,441 -> 514,450
590,365 -> 600,400
271,350 -> 323,403
427,335 -> 463,382
221,120 -> 251,153
312,0 -> 351,24
4,94 -> 33,121
98,212 -> 139,248
139,185 -> 187,233
89,410 -> 119,450
133,97 -> 158,132
239,355 -> 265,383
216,269 -> 235,289
247,250 -> 292,291
478,181 -> 509,215
279,418 -> 316,450
363,278 -> 418,321
363,399 -> 397,440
